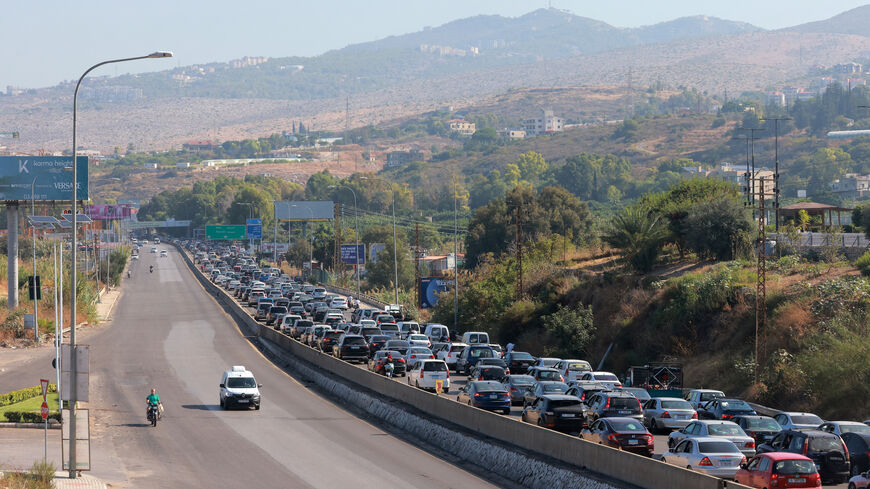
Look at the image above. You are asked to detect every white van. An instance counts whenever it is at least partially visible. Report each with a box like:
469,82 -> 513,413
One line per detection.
219,366 -> 262,410
462,331 -> 490,345
423,323 -> 450,343
397,321 -> 420,339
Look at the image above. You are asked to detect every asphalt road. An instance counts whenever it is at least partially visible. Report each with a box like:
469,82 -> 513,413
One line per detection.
1,247 -> 507,489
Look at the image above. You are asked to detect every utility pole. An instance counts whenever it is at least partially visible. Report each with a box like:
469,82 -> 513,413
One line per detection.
762,117 -> 791,232
735,129 -> 763,207
333,202 -> 341,279
415,222 -> 420,309
754,175 -> 769,384
516,204 -> 523,300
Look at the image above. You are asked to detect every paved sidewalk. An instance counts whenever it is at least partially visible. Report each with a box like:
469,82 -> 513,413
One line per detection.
94,286 -> 123,323
54,472 -> 107,489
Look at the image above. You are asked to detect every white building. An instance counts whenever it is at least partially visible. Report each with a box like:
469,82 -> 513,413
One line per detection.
523,110 -> 564,136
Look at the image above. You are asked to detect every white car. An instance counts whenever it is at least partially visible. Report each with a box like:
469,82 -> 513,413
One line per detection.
668,420 -> 756,457
404,347 -> 434,365
818,421 -> 870,436
219,365 -> 261,410
773,412 -> 824,431
407,334 -> 432,349
329,297 -> 348,310
662,437 -> 745,478
150,247 -> 157,253
159,250 -> 168,257
578,371 -> 622,389
227,280 -> 241,291
131,254 -> 139,260
279,314 -> 302,334
553,359 -> 593,383
437,343 -> 467,370
407,359 -> 450,393
642,397 -> 697,432
684,389 -> 726,411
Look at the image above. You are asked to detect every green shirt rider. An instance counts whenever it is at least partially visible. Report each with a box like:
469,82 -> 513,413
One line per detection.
146,388 -> 162,420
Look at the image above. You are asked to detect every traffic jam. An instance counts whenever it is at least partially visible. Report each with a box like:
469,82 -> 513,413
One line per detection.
184,239 -> 868,489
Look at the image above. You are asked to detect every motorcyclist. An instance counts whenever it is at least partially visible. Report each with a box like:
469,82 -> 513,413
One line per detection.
146,388 -> 162,420
384,354 -> 395,377
149,265 -> 154,273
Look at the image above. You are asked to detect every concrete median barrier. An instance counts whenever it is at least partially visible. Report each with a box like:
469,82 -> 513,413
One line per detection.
176,245 -> 750,489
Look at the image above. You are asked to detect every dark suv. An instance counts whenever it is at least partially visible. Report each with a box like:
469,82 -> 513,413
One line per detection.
333,334 -> 370,362
756,429 -> 850,484
582,392 -> 643,426
504,351 -> 536,375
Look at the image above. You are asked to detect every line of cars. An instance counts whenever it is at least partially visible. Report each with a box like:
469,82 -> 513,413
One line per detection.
180,239 -> 870,488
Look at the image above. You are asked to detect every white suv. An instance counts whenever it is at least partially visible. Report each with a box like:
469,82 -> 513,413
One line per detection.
407,359 -> 450,393
220,366 -> 262,410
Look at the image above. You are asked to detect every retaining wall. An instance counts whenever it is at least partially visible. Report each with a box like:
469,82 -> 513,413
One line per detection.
177,245 -> 749,489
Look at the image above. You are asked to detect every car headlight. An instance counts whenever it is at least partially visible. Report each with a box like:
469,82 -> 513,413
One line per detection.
225,392 -> 233,397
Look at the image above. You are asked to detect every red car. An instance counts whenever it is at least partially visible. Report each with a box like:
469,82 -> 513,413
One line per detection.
734,452 -> 821,488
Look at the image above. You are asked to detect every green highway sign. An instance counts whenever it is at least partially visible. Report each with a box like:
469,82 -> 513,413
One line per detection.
205,225 -> 246,240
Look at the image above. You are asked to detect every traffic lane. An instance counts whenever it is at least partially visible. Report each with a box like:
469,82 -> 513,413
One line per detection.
100,248 -> 503,489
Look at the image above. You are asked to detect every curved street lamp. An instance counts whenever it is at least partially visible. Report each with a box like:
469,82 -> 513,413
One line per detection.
69,51 -> 172,478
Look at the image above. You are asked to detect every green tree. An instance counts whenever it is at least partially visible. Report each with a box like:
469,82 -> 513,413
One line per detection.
603,206 -> 669,273
365,239 -> 414,291
683,197 -> 752,260
516,151 -> 548,182
541,304 -> 595,357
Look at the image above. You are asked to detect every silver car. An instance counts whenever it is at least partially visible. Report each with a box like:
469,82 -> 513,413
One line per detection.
668,420 -> 756,457
501,374 -> 536,405
643,397 -> 697,432
662,437 -> 745,478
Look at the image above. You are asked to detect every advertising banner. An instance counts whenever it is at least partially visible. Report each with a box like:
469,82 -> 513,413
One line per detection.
340,244 -> 366,265
0,156 -> 88,201
84,204 -> 138,220
274,201 -> 334,221
259,242 -> 290,253
369,243 -> 386,263
419,277 -> 452,308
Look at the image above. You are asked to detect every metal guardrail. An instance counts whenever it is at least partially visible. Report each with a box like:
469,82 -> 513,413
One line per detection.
320,284 -> 390,309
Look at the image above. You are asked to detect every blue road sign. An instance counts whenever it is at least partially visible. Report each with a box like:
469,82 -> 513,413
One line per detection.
0,156 -> 88,201
340,244 -> 366,265
246,218 -> 262,240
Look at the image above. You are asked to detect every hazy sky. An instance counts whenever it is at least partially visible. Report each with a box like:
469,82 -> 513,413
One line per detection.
3,0 -> 869,88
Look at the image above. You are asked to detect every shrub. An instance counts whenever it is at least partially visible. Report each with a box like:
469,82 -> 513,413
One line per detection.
855,250 -> 870,276
0,384 -> 56,408
3,411 -> 61,423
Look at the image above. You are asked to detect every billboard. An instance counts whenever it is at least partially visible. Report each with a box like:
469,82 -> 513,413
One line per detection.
419,277 -> 452,308
84,204 -> 138,220
340,244 -> 366,265
259,242 -> 289,253
369,243 -> 386,263
205,225 -> 246,240
246,218 -> 262,239
0,156 -> 88,201
274,201 -> 333,221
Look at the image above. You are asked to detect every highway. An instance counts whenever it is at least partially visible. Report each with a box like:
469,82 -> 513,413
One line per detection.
0,247 -> 509,489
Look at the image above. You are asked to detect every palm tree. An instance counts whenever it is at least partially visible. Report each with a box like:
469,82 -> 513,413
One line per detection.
604,206 -> 668,273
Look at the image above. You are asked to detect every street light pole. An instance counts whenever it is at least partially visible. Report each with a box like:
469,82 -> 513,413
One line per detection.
30,175 -> 39,341
391,194 -> 399,304
452,175 -> 458,332
69,50 -> 172,479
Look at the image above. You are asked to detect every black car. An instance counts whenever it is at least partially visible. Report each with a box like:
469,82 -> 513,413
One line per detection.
469,365 -> 507,382
367,335 -> 391,357
565,383 -> 611,404
698,398 -> 757,420
582,392 -> 643,426
504,351 -> 536,375
757,429 -> 850,484
475,357 -> 508,371
842,432 -> 870,477
522,381 -> 570,407
522,394 -> 584,432
384,339 -> 411,356
332,334 -> 370,362
732,415 -> 782,444
318,330 -> 344,352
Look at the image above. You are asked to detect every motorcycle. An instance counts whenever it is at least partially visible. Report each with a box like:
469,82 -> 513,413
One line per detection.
149,265 -> 153,274
147,403 -> 160,427
384,361 -> 395,378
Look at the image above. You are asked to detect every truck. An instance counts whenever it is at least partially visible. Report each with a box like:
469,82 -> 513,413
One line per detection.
626,362 -> 683,398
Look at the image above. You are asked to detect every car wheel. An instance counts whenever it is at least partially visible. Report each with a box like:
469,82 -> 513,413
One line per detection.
219,398 -> 224,409
653,419 -> 662,434
537,418 -> 544,427
686,466 -> 692,471
849,483 -> 857,489
667,438 -> 675,449
852,464 -> 861,477
255,404 -> 260,411
502,409 -> 510,415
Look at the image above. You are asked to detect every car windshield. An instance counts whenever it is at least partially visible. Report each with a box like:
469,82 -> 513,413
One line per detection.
423,362 -> 448,372
719,400 -> 750,410
541,383 -> 569,393
470,348 -> 494,359
227,377 -> 257,388
698,441 -> 740,453
622,388 -> 651,400
511,352 -> 535,361
661,400 -> 693,410
567,362 -> 590,371
809,436 -> 842,452
744,418 -> 781,430
510,375 -> 535,386
608,398 -> 639,410
708,424 -> 743,436
450,345 -> 465,353
700,392 -> 725,401
595,373 -> 618,381
773,460 -> 817,475
791,415 -> 823,425
610,420 -> 645,432
409,348 -> 431,355
538,371 -> 561,380
841,424 -> 870,434
387,341 -> 410,348
474,382 -> 504,392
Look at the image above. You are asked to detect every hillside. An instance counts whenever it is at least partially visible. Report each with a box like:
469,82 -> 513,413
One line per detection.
788,4 -> 870,36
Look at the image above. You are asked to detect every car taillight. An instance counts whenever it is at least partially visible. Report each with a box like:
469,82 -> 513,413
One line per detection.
691,412 -> 698,419
608,434 -> 619,443
510,387 -> 517,391
744,441 -> 755,449
430,355 -> 435,359
740,456 -> 747,465
605,399 -> 610,409
506,368 -> 510,375
661,411 -> 671,418
803,439 -> 809,455
722,414 -> 732,420
474,392 -> 485,397
842,439 -> 850,458
420,371 -> 424,378
446,371 -> 449,378
698,457 -> 713,466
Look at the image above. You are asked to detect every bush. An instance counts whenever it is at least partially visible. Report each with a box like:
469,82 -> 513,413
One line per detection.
540,304 -> 595,357
855,250 -> 870,276
0,384 -> 56,408
3,411 -> 61,423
